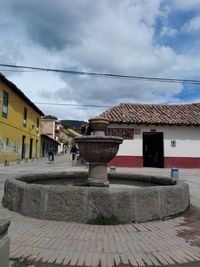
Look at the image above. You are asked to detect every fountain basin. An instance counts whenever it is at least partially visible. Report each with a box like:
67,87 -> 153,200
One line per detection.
75,136 -> 123,187
75,136 -> 123,163
2,171 -> 190,223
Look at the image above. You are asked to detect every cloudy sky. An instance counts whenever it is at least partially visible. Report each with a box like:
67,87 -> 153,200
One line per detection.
0,0 -> 200,120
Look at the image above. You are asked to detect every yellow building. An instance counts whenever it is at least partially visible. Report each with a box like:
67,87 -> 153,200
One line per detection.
0,73 -> 44,164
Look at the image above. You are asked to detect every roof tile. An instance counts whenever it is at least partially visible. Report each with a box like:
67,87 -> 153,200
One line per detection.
99,103 -> 200,126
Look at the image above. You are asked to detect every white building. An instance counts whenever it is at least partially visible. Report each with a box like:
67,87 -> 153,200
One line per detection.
100,103 -> 200,168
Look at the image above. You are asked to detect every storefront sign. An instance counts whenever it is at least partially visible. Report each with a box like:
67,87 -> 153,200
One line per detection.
106,128 -> 134,140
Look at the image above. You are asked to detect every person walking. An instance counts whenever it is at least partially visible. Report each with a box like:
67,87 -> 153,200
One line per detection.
70,144 -> 79,161
47,147 -> 54,162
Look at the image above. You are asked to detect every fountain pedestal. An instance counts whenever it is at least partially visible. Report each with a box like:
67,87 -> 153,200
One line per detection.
88,163 -> 109,187
75,117 -> 123,187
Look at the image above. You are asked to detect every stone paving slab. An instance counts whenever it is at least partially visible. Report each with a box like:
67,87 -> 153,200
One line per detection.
1,203 -> 200,267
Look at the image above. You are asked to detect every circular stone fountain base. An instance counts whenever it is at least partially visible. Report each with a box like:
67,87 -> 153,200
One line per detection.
2,171 -> 190,223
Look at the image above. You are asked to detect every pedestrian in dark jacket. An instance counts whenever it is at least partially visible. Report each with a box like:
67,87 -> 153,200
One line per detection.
48,147 -> 54,161
70,145 -> 79,161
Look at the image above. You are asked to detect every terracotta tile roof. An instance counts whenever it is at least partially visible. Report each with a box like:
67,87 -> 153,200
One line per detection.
99,103 -> 200,126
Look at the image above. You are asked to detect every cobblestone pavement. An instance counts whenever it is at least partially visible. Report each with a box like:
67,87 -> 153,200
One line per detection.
0,154 -> 200,266
3,205 -> 200,267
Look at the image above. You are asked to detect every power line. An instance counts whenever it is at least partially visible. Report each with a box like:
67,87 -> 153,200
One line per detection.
34,102 -> 111,108
0,69 -> 39,73
0,63 -> 200,85
9,101 -> 111,108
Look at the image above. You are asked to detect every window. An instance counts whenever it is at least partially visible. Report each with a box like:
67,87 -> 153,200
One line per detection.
0,139 -> 3,149
2,91 -> 9,118
23,107 -> 27,127
36,117 -> 39,134
6,138 -> 10,147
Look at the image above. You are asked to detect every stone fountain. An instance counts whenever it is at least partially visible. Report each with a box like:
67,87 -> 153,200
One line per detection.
2,116 -> 190,223
75,117 -> 123,187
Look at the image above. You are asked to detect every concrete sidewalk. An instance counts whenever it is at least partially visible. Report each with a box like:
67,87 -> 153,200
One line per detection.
0,154 -> 200,266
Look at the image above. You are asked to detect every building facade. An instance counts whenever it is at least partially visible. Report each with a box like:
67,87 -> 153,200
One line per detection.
41,116 -> 81,154
40,134 -> 60,157
59,128 -> 81,146
41,116 -> 56,140
40,116 -> 63,153
0,73 -> 44,164
100,103 -> 200,168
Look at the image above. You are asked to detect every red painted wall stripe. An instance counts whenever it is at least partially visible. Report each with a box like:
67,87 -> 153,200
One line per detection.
108,156 -> 143,167
164,157 -> 200,168
108,155 -> 200,168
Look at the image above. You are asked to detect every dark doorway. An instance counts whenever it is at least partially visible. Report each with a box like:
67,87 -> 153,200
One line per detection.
21,135 -> 26,159
42,141 -> 45,157
46,143 -> 49,155
29,138 -> 33,159
143,132 -> 164,168
35,139 -> 38,158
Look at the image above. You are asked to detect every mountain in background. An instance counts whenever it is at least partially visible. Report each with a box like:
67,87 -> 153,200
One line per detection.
60,119 -> 87,133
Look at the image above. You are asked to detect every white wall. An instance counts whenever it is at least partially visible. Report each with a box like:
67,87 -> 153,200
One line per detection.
58,143 -> 64,154
118,134 -> 141,156
111,124 -> 200,158
163,126 -> 200,157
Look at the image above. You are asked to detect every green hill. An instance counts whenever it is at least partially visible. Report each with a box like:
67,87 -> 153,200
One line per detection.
60,120 -> 87,133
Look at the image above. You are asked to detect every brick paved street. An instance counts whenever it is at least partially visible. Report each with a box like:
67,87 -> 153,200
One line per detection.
0,154 -> 200,266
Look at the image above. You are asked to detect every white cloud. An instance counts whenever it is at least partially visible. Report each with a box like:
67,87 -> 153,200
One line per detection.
182,16 -> 200,32
160,26 -> 177,37
0,0 -> 200,120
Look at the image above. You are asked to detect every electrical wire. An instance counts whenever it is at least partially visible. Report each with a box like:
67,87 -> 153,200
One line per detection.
32,102 -> 111,108
9,101 -> 111,108
0,63 -> 200,85
0,69 -> 39,72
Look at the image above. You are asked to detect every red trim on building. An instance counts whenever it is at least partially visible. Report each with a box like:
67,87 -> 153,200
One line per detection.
164,157 -> 200,168
108,155 -> 200,168
108,156 -> 143,167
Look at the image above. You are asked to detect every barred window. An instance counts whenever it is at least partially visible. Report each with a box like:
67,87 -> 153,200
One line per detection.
2,91 -> 9,118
